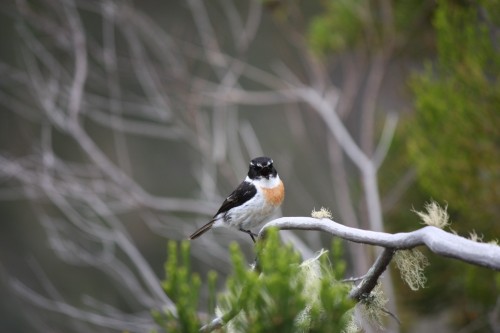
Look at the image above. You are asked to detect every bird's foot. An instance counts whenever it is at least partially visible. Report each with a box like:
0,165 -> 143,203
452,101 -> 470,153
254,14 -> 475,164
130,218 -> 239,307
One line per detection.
239,228 -> 258,243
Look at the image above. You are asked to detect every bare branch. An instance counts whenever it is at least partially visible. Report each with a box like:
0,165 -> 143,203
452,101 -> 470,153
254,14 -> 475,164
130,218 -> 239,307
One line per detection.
299,88 -> 371,170
259,217 -> 500,270
382,168 -> 417,212
373,112 -> 399,169
349,248 -> 395,301
63,0 -> 88,123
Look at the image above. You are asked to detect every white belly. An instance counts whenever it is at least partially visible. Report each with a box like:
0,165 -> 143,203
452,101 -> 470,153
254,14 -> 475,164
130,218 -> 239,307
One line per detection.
213,191 -> 279,231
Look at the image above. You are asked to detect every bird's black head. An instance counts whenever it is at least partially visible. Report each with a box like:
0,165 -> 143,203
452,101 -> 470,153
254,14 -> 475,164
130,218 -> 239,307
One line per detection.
248,156 -> 277,180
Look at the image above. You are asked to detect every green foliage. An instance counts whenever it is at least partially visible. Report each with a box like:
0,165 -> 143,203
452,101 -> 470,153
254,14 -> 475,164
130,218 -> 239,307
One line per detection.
308,0 -> 366,54
393,0 -> 432,33
307,0 -> 432,55
155,229 -> 355,333
408,0 -> 500,227
404,0 -> 500,325
153,241 -> 203,333
217,229 -> 355,333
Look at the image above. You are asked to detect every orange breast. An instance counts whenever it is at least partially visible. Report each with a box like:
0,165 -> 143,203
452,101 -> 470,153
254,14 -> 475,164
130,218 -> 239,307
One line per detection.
261,180 -> 285,206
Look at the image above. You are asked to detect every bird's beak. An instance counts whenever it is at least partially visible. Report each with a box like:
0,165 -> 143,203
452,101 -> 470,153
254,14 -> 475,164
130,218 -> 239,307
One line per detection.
261,166 -> 272,179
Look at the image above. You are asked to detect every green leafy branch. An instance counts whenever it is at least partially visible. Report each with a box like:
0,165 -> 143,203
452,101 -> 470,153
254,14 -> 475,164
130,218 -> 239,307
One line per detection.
156,229 -> 355,333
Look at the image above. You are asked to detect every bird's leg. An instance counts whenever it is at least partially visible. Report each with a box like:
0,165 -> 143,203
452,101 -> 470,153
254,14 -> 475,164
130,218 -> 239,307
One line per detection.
239,228 -> 258,243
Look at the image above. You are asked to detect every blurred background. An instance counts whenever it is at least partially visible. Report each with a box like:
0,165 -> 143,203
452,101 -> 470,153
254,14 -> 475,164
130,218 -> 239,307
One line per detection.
0,0 -> 499,332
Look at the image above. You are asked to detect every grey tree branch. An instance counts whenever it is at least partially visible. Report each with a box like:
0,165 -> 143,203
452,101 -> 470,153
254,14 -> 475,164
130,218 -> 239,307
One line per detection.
259,217 -> 500,270
349,248 -> 395,301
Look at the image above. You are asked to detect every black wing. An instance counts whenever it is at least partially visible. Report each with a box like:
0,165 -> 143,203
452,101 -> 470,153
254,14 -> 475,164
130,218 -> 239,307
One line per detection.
214,181 -> 256,217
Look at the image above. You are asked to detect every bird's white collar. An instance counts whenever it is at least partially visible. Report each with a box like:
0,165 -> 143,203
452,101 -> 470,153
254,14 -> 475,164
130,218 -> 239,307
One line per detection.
245,175 -> 281,189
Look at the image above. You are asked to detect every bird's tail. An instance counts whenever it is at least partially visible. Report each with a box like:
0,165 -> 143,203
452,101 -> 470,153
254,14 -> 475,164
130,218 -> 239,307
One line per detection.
189,219 -> 216,240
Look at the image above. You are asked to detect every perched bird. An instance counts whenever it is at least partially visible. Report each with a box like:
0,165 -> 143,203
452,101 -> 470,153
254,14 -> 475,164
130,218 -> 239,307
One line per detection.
189,156 -> 284,243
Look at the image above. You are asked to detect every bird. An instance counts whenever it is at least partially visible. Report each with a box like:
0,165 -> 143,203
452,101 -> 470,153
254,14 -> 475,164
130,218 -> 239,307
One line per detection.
189,156 -> 284,243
